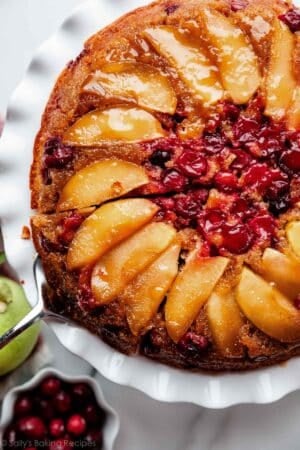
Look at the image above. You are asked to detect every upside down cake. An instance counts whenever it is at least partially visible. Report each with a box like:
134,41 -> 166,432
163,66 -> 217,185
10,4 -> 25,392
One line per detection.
30,0 -> 300,370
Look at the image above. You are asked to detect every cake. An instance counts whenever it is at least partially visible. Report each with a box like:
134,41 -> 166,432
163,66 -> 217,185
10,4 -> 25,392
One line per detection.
30,0 -> 300,371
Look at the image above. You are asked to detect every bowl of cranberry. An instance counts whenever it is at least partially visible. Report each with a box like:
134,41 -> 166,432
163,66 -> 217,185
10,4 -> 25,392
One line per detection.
0,368 -> 119,450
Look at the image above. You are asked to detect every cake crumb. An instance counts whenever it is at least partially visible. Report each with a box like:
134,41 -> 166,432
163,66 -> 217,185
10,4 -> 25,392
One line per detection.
21,226 -> 31,240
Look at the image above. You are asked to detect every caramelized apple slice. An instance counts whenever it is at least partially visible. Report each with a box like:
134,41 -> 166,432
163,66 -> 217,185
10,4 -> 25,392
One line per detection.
286,221 -> 300,257
165,255 -> 229,343
91,223 -> 176,305
198,9 -> 260,104
262,248 -> 300,299
207,291 -> 244,357
83,62 -> 177,114
265,18 -> 296,120
57,159 -> 149,211
63,107 -> 166,145
236,267 -> 300,342
67,199 -> 158,270
122,242 -> 181,335
143,26 -> 223,106
287,86 -> 300,130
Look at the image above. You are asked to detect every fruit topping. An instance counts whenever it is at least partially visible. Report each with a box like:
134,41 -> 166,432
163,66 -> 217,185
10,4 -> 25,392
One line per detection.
236,267 -> 300,342
143,26 -> 223,106
91,222 -> 176,305
67,199 -> 158,270
83,62 -> 177,114
57,159 -> 149,211
279,7 -> 300,32
63,106 -> 166,146
165,254 -> 229,342
198,8 -> 260,104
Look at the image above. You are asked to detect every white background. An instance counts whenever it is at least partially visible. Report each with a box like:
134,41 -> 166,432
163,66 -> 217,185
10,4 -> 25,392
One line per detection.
1,1 -> 300,449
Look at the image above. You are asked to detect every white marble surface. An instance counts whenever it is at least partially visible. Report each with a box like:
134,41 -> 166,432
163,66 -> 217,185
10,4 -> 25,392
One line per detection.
1,1 -> 300,449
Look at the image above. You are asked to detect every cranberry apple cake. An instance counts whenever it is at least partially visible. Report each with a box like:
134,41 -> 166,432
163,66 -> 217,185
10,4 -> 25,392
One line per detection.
31,0 -> 300,370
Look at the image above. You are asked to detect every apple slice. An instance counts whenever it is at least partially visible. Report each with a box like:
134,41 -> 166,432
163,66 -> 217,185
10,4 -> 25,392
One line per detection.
122,242 -> 181,335
265,18 -> 296,120
198,9 -> 260,104
143,26 -> 223,106
57,159 -> 149,211
262,248 -> 300,299
63,106 -> 166,146
67,199 -> 159,270
91,222 -> 176,305
286,221 -> 300,257
236,267 -> 300,342
165,255 -> 229,343
207,291 -> 244,357
287,86 -> 300,130
82,62 -> 177,114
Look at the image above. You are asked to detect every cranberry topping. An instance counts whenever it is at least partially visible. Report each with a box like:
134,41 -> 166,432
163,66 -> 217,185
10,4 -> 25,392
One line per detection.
231,0 -> 249,11
279,8 -> 300,32
248,215 -> 277,242
178,332 -> 209,355
280,148 -> 300,174
222,223 -> 253,254
230,149 -> 252,170
43,138 -> 74,169
149,149 -> 171,167
78,266 -> 96,310
214,171 -> 239,193
176,151 -> 208,177
58,213 -> 84,245
162,169 -> 188,192
165,4 -> 179,14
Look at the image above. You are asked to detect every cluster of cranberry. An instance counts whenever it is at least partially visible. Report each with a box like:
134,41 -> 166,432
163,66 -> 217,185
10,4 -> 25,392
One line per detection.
3,377 -> 105,450
146,96 -> 300,255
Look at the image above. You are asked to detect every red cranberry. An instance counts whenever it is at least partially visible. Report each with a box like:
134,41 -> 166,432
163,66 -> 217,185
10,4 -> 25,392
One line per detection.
18,417 -> 46,440
191,189 -> 209,204
175,195 -> 199,219
279,8 -> 300,32
54,391 -> 72,414
162,169 -> 188,192
230,198 -> 249,216
222,102 -> 240,120
269,193 -> 290,216
84,404 -> 105,425
178,332 -> 209,354
231,0 -> 248,11
249,215 -> 276,241
165,4 -> 179,14
279,148 -> 300,173
230,149 -> 252,170
176,151 -> 207,177
40,377 -> 61,396
294,294 -> 300,309
214,171 -> 239,193
66,415 -> 86,436
234,116 -> 259,142
43,138 -> 74,169
153,197 -> 175,210
49,439 -> 72,450
203,133 -> 226,154
35,398 -> 55,420
149,149 -> 171,167
58,213 -> 84,245
200,210 -> 226,232
222,223 -> 253,254
14,396 -> 32,416
50,419 -> 65,438
243,163 -> 281,194
71,383 -> 92,403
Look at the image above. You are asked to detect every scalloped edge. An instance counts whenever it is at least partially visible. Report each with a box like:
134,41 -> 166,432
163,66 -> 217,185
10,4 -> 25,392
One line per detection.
1,0 -> 300,409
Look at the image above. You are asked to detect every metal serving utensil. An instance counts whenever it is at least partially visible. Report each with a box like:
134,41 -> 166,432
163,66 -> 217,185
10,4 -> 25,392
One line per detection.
0,254 -> 69,350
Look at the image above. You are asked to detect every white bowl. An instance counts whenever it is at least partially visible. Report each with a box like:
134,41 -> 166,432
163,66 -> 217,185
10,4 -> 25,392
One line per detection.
1,0 -> 300,409
0,367 -> 119,450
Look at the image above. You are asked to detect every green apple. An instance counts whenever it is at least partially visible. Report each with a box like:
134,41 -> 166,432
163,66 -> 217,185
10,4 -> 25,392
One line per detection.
0,277 -> 40,376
